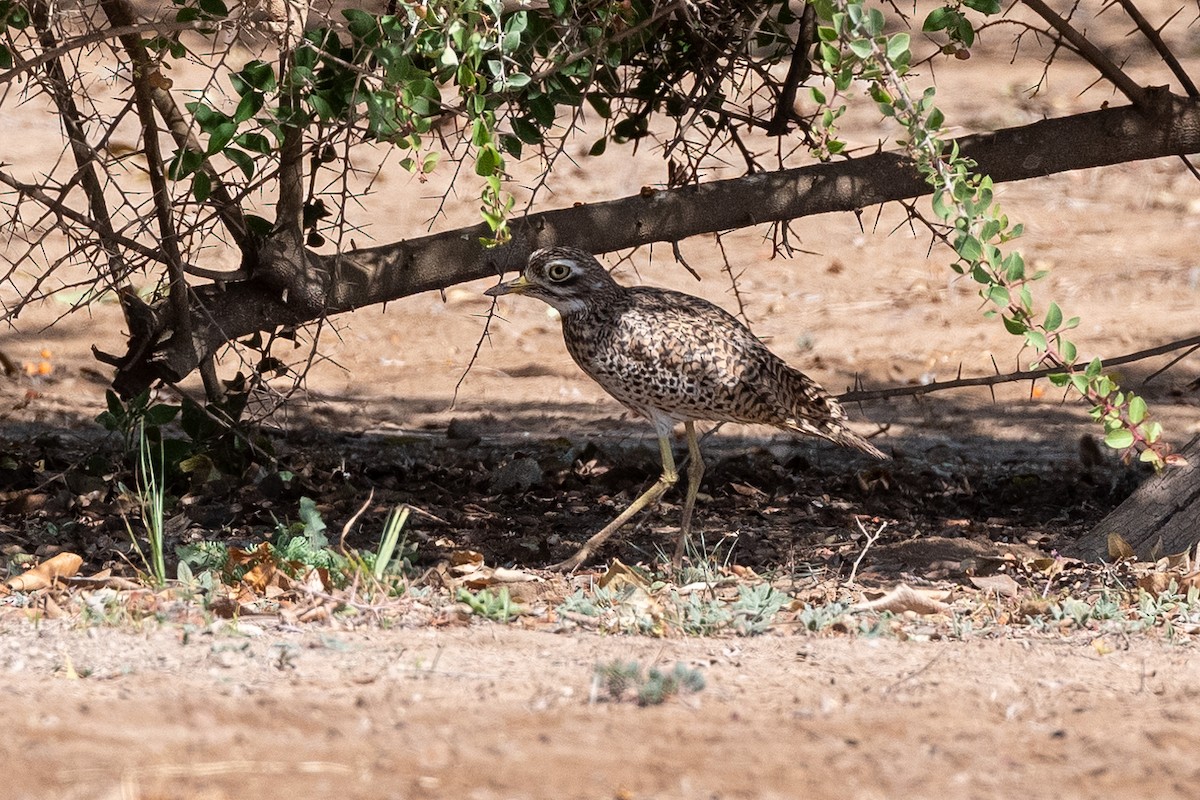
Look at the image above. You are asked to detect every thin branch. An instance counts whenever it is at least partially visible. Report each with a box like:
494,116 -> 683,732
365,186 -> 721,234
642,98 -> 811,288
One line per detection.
766,2 -> 816,136
28,3 -> 128,291
99,0 -> 194,341
837,332 -> 1200,403
1020,0 -> 1148,108
1114,0 -> 1199,99
0,19 -> 242,87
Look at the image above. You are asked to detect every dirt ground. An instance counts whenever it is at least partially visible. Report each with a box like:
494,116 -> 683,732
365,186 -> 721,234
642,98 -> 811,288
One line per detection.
3,3 -> 1200,798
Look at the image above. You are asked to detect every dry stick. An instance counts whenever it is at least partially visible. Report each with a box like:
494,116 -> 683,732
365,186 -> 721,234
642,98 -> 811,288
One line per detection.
338,489 -> 375,552
847,517 -> 887,586
837,332 -> 1200,404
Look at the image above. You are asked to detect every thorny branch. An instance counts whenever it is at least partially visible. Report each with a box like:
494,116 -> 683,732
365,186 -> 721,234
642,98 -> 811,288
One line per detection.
1020,0 -> 1148,107
1113,0 -> 1199,99
837,333 -> 1200,404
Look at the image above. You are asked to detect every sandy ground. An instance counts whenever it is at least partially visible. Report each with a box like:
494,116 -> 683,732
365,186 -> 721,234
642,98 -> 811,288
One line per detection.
2,2 -> 1200,798
6,623 -> 1200,800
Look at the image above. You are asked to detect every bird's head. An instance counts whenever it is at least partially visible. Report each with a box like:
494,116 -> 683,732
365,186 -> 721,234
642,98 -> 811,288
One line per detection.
484,247 -> 620,316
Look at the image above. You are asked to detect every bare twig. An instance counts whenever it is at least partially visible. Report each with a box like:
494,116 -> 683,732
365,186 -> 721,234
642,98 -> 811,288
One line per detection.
339,490 -> 375,552
847,517 -> 887,586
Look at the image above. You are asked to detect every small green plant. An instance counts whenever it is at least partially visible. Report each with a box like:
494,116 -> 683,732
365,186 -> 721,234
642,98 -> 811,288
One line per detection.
796,600 -> 852,632
121,421 -> 168,586
731,583 -> 790,635
272,497 -> 341,571
457,586 -> 524,622
672,590 -> 734,636
96,387 -> 260,484
592,660 -> 706,706
372,505 -> 411,581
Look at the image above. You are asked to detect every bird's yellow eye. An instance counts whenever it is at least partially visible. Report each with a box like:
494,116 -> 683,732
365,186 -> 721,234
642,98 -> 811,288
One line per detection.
547,262 -> 572,282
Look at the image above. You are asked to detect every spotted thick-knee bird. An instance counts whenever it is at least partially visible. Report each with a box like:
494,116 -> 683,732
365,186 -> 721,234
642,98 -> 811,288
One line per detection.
485,246 -> 887,571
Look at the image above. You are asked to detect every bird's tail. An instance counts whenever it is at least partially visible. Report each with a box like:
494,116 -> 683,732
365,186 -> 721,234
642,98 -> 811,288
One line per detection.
776,365 -> 888,459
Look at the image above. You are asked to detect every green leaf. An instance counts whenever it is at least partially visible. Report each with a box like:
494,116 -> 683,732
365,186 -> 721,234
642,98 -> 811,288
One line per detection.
986,285 -> 1009,306
1127,396 -> 1147,425
1143,421 -> 1162,443
964,0 -> 1002,13
225,147 -> 255,179
1024,330 -> 1047,351
1002,252 -> 1025,281
588,137 -> 607,156
931,190 -> 950,220
1070,374 -> 1089,395
167,148 -> 203,180
886,33 -> 910,61
198,0 -> 227,17
1085,357 -> 1103,378
847,38 -> 873,59
957,234 -> 982,262
923,6 -> 954,32
206,121 -> 238,155
144,403 -> 181,426
421,151 -> 440,173
1002,315 -> 1026,335
1044,302 -> 1062,331
1140,449 -> 1164,465
232,60 -> 276,94
586,93 -> 611,119
298,496 -> 329,549
1104,429 -> 1135,450
1047,373 -> 1069,387
475,146 -> 501,176
191,171 -> 211,202
511,117 -> 543,144
1060,338 -> 1077,364
235,132 -> 272,154
233,92 -> 262,124
0,44 -> 12,70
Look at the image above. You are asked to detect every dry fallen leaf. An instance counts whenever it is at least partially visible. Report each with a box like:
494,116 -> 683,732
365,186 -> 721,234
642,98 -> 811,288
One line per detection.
969,573 -> 1021,598
5,552 -> 83,592
1107,532 -> 1136,562
597,559 -> 650,592
853,583 -> 952,615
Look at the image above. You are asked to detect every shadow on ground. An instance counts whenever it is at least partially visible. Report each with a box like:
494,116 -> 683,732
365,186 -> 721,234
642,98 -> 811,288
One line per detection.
0,384 -> 1155,579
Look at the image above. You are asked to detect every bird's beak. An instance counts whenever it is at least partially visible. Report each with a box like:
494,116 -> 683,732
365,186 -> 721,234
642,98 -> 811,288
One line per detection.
484,274 -> 531,297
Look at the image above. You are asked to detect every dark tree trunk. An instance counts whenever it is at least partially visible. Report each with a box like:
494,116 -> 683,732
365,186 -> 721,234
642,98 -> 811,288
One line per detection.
1070,435 -> 1200,561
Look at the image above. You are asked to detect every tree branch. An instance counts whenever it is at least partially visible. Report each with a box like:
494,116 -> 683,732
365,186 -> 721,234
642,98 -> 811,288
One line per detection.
110,94 -> 1200,394
96,0 -> 253,255
836,333 -> 1200,404
1115,0 -> 1199,100
1020,0 -> 1148,108
28,2 -> 128,291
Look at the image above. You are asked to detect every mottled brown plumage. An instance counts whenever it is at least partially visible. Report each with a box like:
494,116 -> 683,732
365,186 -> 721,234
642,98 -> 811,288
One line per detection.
485,246 -> 885,570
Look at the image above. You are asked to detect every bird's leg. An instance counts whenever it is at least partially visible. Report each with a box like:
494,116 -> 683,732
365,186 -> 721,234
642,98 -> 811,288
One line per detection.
673,420 -> 705,568
549,433 -> 678,572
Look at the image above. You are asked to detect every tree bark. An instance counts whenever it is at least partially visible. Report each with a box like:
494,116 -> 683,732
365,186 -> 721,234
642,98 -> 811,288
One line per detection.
1070,435 -> 1200,561
108,92 -> 1200,395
